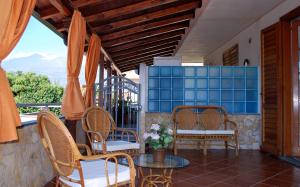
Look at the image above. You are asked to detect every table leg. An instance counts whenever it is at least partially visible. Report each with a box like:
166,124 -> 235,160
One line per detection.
140,168 -> 173,187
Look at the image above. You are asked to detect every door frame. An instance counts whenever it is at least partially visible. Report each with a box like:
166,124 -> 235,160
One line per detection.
280,6 -> 300,156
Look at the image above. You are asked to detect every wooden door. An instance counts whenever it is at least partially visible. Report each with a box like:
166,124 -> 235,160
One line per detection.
261,23 -> 283,155
291,20 -> 300,156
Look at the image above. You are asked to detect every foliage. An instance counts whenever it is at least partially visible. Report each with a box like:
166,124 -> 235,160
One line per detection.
7,71 -> 64,115
143,124 -> 173,150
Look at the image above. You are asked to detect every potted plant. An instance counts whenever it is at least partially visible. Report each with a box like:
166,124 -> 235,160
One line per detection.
143,123 -> 173,162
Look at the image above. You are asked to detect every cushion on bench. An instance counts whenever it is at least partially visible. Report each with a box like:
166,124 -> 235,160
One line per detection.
177,129 -> 235,135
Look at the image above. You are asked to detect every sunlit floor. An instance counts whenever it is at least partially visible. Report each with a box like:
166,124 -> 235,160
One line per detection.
45,149 -> 300,187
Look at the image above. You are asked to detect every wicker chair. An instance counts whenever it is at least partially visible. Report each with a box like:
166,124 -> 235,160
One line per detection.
37,110 -> 136,187
82,107 -> 140,156
172,106 -> 239,156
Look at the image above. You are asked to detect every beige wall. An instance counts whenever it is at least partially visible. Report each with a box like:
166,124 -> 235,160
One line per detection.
0,123 -> 55,187
206,0 -> 300,66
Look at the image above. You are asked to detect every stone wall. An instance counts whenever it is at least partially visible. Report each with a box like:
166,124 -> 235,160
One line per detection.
144,113 -> 261,150
0,123 -> 55,187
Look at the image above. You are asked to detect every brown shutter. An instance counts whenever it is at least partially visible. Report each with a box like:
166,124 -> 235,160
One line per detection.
261,22 -> 283,155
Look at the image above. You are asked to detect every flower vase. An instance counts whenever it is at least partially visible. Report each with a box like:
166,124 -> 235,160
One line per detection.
153,149 -> 166,163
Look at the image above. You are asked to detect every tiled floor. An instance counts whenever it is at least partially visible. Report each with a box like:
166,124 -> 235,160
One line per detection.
45,149 -> 300,187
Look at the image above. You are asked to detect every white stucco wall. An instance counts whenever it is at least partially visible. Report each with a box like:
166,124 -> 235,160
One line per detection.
206,0 -> 300,66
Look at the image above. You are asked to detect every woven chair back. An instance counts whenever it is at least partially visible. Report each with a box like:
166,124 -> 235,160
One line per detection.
37,111 -> 79,177
174,108 -> 198,129
86,107 -> 115,140
200,108 -> 225,130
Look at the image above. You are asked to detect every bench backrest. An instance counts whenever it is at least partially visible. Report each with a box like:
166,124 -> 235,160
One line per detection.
172,106 -> 229,130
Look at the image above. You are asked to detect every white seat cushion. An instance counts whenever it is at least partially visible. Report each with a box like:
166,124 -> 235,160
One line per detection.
60,159 -> 131,187
205,130 -> 235,135
177,129 -> 206,135
92,140 -> 140,152
176,129 -> 235,135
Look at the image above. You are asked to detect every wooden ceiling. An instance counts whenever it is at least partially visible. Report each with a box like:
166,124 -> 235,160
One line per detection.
34,0 -> 202,72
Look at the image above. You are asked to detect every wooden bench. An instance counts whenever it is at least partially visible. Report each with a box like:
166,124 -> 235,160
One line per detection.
172,106 -> 239,156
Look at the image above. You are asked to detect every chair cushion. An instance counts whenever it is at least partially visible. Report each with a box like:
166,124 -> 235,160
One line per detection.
205,130 -> 235,135
176,129 -> 235,135
177,129 -> 206,135
92,140 -> 140,152
60,159 -> 131,187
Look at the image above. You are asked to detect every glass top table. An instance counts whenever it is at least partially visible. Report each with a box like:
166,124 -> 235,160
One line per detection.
124,154 -> 189,187
134,154 -> 190,169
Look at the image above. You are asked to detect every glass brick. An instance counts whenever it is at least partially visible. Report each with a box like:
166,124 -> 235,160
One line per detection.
234,67 -> 245,77
209,67 -> 220,77
184,67 -> 196,77
222,102 -> 234,113
148,101 -> 159,112
234,102 -> 245,113
149,78 -> 159,88
185,101 -> 195,106
172,101 -> 183,109
196,79 -> 208,89
196,101 -> 208,106
172,67 -> 183,77
209,90 -> 220,102
246,79 -> 258,89
221,90 -> 233,101
196,90 -> 208,101
185,90 -> 195,101
160,78 -> 171,88
209,79 -> 220,89
172,90 -> 183,100
234,79 -> 245,89
172,78 -> 183,89
246,90 -> 258,101
209,102 -> 220,106
185,79 -> 195,89
196,67 -> 208,77
221,67 -> 233,77
246,102 -> 258,113
161,101 -> 172,112
160,89 -> 171,100
221,78 -> 233,89
234,90 -> 245,101
148,89 -> 159,100
148,66 -> 159,77
160,67 -> 171,77
246,67 -> 258,78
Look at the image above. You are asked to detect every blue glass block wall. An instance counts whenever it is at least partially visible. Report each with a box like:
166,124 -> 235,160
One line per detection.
148,66 -> 259,114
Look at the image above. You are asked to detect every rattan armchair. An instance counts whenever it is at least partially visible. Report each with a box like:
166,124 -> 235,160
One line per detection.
37,111 -> 136,187
82,107 -> 140,156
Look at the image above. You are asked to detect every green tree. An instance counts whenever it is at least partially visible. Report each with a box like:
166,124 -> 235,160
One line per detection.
7,71 -> 64,115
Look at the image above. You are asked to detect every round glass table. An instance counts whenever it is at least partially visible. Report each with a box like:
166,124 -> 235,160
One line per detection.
132,154 -> 189,187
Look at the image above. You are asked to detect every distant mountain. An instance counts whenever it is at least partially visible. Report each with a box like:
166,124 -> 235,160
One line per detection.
2,53 -> 86,86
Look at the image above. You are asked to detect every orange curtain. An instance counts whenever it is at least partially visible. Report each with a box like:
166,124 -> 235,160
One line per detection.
61,10 -> 86,120
84,34 -> 101,108
0,0 -> 36,142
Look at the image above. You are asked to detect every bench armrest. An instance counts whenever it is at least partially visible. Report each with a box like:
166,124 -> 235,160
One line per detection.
225,119 -> 238,132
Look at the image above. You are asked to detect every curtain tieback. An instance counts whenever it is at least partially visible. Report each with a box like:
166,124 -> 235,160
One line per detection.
85,85 -> 94,89
67,76 -> 78,80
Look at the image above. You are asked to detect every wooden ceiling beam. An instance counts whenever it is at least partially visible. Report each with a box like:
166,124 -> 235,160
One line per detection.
93,1 -> 200,33
111,41 -> 179,58
86,0 -> 180,23
120,61 -> 153,72
39,6 -> 61,19
101,13 -> 194,41
72,0 -> 109,8
103,23 -> 188,47
117,50 -> 174,65
114,46 -> 176,62
108,35 -> 182,53
107,31 -> 183,53
49,0 -> 71,16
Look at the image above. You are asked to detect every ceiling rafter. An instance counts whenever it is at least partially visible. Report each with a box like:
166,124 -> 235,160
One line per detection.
72,0 -> 110,8
39,6 -> 61,19
114,45 -> 176,62
107,34 -> 182,53
93,1 -> 200,33
103,23 -> 188,47
101,13 -> 194,41
86,0 -> 180,23
111,41 -> 179,58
